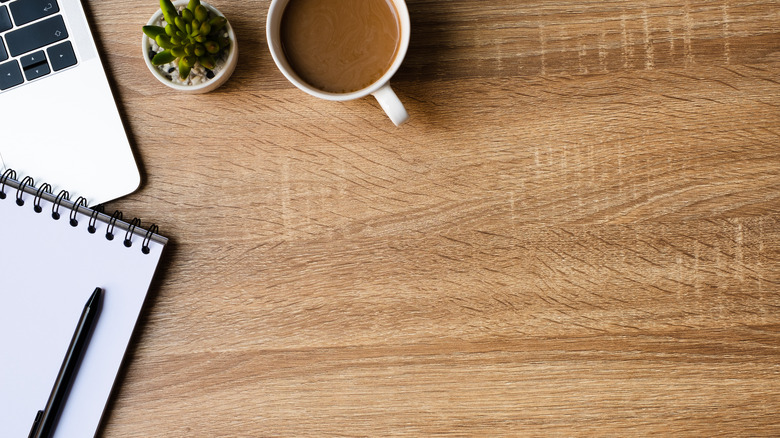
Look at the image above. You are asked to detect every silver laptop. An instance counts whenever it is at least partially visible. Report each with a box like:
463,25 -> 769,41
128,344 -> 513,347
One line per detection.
0,0 -> 140,206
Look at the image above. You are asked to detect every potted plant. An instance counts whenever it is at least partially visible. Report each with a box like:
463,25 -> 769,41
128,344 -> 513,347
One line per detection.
142,0 -> 238,93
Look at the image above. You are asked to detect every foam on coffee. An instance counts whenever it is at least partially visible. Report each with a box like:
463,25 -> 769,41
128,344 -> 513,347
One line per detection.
281,0 -> 401,94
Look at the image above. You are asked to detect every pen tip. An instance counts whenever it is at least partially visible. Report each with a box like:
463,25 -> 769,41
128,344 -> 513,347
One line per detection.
87,287 -> 102,307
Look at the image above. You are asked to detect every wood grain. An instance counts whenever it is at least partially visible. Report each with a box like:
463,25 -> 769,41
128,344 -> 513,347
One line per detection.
85,0 -> 780,435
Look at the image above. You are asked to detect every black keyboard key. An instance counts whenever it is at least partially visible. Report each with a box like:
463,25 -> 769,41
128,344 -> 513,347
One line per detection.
47,40 -> 76,71
5,15 -> 67,57
9,0 -> 58,26
0,40 -> 6,62
0,59 -> 23,89
19,49 -> 48,80
19,49 -> 44,68
22,60 -> 49,80
0,5 -> 11,32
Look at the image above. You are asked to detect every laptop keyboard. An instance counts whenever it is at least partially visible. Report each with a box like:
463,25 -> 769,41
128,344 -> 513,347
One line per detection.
0,0 -> 77,91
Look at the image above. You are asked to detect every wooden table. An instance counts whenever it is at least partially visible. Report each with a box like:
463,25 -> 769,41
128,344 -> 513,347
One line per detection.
95,0 -> 779,435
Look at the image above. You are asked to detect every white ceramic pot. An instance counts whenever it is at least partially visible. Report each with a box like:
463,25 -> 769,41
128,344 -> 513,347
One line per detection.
142,0 -> 238,93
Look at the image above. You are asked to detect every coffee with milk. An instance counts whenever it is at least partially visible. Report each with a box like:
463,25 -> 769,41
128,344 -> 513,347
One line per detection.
280,0 -> 401,93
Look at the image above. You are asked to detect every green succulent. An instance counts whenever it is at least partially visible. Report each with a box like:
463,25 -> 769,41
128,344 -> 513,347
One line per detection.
143,0 -> 230,80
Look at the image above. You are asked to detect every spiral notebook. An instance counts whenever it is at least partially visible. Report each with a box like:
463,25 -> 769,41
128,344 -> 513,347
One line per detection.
0,169 -> 168,437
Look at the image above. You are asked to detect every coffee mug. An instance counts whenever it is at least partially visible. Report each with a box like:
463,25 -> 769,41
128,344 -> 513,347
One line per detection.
266,0 -> 410,126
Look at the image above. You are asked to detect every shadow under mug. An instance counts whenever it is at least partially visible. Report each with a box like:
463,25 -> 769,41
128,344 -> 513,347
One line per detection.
266,0 -> 411,126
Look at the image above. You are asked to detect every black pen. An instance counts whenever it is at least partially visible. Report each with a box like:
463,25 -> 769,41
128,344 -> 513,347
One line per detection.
29,287 -> 103,438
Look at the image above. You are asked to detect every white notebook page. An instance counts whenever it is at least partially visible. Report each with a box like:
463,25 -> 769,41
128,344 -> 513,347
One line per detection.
0,180 -> 166,437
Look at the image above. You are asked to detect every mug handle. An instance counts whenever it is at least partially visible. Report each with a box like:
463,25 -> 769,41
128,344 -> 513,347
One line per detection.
372,83 -> 409,126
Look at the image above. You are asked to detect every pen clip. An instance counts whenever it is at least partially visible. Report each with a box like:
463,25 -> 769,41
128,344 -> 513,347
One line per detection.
28,410 -> 43,438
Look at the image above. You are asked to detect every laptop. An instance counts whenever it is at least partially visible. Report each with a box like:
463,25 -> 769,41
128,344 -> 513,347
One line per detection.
0,0 -> 140,206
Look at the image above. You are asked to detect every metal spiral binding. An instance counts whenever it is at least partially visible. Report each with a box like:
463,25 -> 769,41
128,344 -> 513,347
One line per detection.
0,169 -> 16,199
15,176 -> 33,206
142,224 -> 159,254
70,196 -> 87,227
34,183 -> 52,213
51,190 -> 69,220
105,210 -> 123,241
0,169 -> 164,253
124,218 -> 141,247
88,204 -> 105,234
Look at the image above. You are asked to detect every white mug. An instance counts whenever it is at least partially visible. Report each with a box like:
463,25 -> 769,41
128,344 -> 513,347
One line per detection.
266,0 -> 410,126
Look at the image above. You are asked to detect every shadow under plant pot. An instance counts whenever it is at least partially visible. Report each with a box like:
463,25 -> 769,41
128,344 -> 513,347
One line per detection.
142,0 -> 238,93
